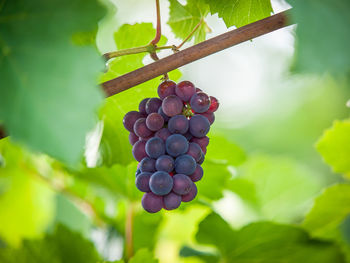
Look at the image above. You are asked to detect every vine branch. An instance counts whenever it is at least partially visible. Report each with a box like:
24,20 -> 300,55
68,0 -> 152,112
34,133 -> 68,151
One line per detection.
150,0 -> 161,45
0,10 -> 292,140
102,10 -> 292,97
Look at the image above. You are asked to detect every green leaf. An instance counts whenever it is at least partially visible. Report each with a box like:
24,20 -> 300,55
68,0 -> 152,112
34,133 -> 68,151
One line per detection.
289,0 -> 350,74
226,177 -> 259,207
303,184 -> 350,240
237,154 -> 322,222
0,225 -> 101,263
316,119 -> 350,174
0,0 -> 106,165
99,23 -> 181,166
0,139 -> 55,246
193,212 -> 346,262
341,215 -> 350,245
179,246 -> 219,263
129,248 -> 158,263
206,135 -> 246,166
168,0 -> 210,43
204,0 -> 273,28
197,161 -> 232,201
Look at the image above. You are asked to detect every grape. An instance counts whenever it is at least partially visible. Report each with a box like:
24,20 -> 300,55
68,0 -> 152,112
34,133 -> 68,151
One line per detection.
189,115 -> 210,138
191,136 -> 209,148
165,134 -> 189,157
155,128 -> 171,141
129,132 -> 139,145
146,97 -> 162,114
189,164 -> 203,182
158,80 -> 176,100
200,111 -> 215,125
134,118 -> 153,138
140,157 -> 156,172
197,153 -> 205,164
146,113 -> 164,131
155,155 -> 174,172
145,137 -> 165,159
123,111 -> 143,132
195,87 -> 202,92
186,142 -> 203,162
136,168 -> 141,177
175,81 -> 196,102
139,98 -> 150,114
135,172 -> 151,192
149,171 -> 173,196
142,192 -> 163,213
163,192 -> 181,210
190,92 -> 210,113
183,131 -> 193,141
172,174 -> 192,195
182,182 -> 197,202
132,140 -> 147,162
174,154 -> 196,175
158,106 -> 170,122
168,115 -> 189,134
162,95 -> 183,117
209,96 -> 219,112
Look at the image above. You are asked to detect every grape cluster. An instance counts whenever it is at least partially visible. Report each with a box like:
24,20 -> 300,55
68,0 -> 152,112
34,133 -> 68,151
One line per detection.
123,80 -> 219,213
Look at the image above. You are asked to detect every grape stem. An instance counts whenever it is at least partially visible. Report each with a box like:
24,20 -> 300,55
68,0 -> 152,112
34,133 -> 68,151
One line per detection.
150,0 -> 162,45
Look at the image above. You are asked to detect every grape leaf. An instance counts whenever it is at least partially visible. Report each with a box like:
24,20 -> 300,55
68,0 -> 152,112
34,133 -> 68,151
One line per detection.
191,212 -> 346,262
316,119 -> 350,174
0,225 -> 101,263
0,0 -> 106,165
168,0 -> 210,43
236,154 -> 322,222
0,139 -> 55,246
303,184 -> 350,240
99,23 -> 181,166
289,0 -> 350,74
204,0 -> 273,28
129,249 -> 158,263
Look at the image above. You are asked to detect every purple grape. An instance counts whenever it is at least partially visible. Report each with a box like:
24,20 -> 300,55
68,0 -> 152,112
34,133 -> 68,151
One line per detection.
189,164 -> 203,182
140,157 -> 156,172
145,137 -> 165,159
195,87 -> 202,92
197,153 -> 205,164
129,132 -> 139,145
134,118 -> 153,138
191,136 -> 209,148
123,111 -> 143,132
200,111 -> 215,125
174,154 -> 196,175
162,95 -> 183,117
172,174 -> 192,195
190,92 -> 210,113
135,172 -> 151,192
168,115 -> 189,134
209,96 -> 219,112
158,80 -> 176,100
158,106 -> 170,122
142,192 -> 163,213
146,113 -> 164,131
132,140 -> 147,162
155,155 -> 174,172
186,142 -> 203,162
182,182 -> 197,202
149,171 -> 173,196
175,81 -> 196,102
165,134 -> 189,157
139,98 -> 150,114
183,131 -> 193,141
155,128 -> 171,142
163,192 -> 181,210
146,98 -> 162,114
189,115 -> 210,138
136,168 -> 141,177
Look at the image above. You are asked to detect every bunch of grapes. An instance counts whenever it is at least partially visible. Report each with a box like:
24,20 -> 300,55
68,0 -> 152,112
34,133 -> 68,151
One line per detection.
123,80 -> 219,213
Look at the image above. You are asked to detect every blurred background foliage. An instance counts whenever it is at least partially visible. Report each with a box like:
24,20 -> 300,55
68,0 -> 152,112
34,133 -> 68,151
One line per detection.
0,0 -> 350,262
